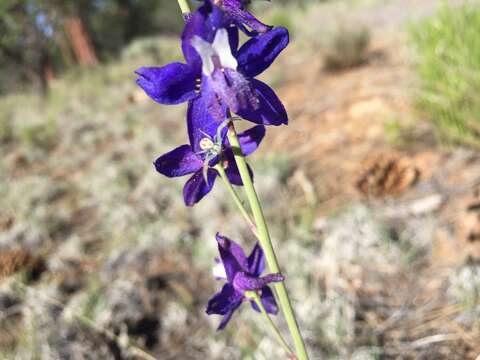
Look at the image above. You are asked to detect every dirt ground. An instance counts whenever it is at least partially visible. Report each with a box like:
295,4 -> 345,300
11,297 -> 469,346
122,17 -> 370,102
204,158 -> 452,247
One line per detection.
266,0 -> 480,258
1,1 -> 480,359
266,1 -> 480,357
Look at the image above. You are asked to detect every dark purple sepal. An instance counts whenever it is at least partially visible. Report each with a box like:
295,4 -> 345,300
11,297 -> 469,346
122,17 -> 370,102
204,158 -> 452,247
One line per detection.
237,125 -> 266,156
135,64 -> 197,105
217,300 -> 242,330
246,242 -> 265,276
237,27 -> 289,78
236,79 -> 288,126
183,169 -> 218,206
187,96 -> 226,154
216,233 -> 249,281
203,72 -> 239,121
206,283 -> 243,315
224,155 -> 244,186
154,145 -> 203,177
222,150 -> 254,186
250,286 -> 279,314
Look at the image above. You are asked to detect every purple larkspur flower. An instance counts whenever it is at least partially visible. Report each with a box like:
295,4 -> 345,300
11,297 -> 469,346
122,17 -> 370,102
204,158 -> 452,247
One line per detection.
211,0 -> 272,35
207,233 -> 284,330
135,2 -> 289,130
155,124 -> 265,206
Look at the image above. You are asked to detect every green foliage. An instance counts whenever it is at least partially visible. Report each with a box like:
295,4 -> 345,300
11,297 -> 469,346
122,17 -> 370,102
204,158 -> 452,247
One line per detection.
409,2 -> 480,147
384,116 -> 423,147
324,25 -> 370,70
0,0 -> 54,94
121,36 -> 182,64
85,0 -> 183,60
0,0 -> 183,95
18,118 -> 58,152
0,112 -> 13,144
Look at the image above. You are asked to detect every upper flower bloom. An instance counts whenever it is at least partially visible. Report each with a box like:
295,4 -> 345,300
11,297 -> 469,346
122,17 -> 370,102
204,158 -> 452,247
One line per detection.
207,234 -> 284,330
135,2 -> 289,128
155,120 -> 265,206
211,0 -> 272,35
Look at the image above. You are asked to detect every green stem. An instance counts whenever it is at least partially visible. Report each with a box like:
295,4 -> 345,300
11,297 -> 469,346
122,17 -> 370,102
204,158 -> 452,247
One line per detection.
214,164 -> 259,238
173,1 -> 307,358
245,290 -> 295,358
227,123 -> 309,360
177,0 -> 191,19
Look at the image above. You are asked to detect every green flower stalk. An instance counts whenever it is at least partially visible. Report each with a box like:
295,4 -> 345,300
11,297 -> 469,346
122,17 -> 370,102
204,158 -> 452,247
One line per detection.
227,122 -> 309,360
245,290 -> 295,358
138,0 -> 311,358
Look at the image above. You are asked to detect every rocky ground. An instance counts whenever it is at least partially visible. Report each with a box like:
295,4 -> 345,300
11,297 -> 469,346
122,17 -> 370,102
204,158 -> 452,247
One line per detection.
1,0 -> 480,359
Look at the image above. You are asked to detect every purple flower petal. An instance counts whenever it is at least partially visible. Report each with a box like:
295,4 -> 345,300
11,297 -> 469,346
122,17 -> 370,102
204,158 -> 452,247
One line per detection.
217,299 -> 242,330
182,3 -> 238,71
250,286 -> 279,314
208,71 -> 244,116
225,161 -> 243,186
236,79 -> 288,126
154,145 -> 203,177
237,125 -> 266,156
206,283 -> 243,315
183,169 -> 218,206
237,27 -> 289,78
208,235 -> 281,330
135,64 -> 197,105
216,233 -> 249,282
247,242 -> 265,277
222,150 -> 255,186
187,95 -> 226,154
221,150 -> 241,185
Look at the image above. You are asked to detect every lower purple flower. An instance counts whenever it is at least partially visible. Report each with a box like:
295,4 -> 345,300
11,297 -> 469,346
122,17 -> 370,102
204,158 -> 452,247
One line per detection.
207,233 -> 284,330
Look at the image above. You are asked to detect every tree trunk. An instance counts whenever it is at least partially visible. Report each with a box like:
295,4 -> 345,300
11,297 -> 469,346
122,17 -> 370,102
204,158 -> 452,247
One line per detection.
65,17 -> 98,66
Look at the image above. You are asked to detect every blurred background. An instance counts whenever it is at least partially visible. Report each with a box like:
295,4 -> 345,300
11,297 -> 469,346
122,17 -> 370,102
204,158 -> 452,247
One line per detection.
1,0 -> 480,359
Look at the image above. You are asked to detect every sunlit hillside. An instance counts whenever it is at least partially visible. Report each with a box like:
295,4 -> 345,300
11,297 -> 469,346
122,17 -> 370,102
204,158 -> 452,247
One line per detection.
1,1 -> 479,359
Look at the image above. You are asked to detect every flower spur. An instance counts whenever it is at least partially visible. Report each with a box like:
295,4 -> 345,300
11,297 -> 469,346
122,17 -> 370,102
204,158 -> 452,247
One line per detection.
212,0 -> 272,35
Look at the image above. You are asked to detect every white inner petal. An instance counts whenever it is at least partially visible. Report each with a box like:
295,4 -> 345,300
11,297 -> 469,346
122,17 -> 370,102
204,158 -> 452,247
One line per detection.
212,262 -> 227,279
212,29 -> 238,71
191,36 -> 215,76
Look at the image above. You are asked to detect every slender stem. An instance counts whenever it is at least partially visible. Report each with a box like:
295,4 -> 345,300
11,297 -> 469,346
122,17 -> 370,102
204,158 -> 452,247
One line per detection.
177,0 -> 191,20
227,123 -> 309,360
173,1 -> 307,358
245,291 -> 295,358
214,164 -> 259,238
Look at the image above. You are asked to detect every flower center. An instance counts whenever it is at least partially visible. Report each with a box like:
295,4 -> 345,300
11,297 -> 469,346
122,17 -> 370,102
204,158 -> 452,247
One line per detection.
191,28 -> 238,76
232,272 -> 250,293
